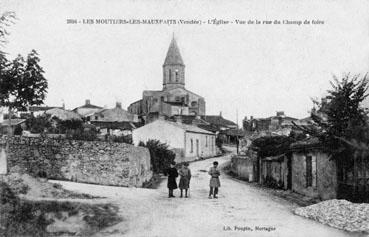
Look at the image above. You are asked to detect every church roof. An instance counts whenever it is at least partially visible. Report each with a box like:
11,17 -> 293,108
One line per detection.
163,37 -> 184,66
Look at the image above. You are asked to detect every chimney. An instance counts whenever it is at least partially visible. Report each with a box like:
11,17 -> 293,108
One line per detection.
276,111 -> 285,117
219,111 -> 222,117
85,99 -> 91,105
116,102 -> 122,109
250,116 -> 253,120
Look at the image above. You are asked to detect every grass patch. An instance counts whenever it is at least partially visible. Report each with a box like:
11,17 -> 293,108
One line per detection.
0,181 -> 122,236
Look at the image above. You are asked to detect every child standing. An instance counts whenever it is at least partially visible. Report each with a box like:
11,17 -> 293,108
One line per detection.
208,161 -> 220,199
178,162 -> 191,198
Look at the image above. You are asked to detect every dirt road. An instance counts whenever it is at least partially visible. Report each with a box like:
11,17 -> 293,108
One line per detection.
53,153 -> 359,237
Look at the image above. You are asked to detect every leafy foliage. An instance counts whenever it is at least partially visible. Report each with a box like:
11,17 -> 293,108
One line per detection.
251,135 -> 296,158
25,115 -> 52,133
295,74 -> 369,161
139,139 -> 175,173
0,50 -> 48,111
57,119 -> 83,133
111,135 -> 133,144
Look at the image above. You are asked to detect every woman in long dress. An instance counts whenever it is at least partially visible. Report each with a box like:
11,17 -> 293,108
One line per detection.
164,162 -> 178,198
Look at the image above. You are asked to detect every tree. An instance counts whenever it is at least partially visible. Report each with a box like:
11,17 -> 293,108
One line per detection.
0,50 -> 48,134
294,74 -> 369,162
139,139 -> 175,173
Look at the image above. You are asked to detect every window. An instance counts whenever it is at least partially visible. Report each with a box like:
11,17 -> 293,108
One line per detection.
95,116 -> 98,120
190,139 -> 193,153
306,156 -> 313,187
161,96 -> 164,102
175,96 -> 181,102
191,101 -> 198,107
175,69 -> 179,82
169,69 -> 172,82
205,136 -> 208,147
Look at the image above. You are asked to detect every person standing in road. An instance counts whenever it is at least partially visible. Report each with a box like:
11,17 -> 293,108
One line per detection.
164,162 -> 178,198
178,162 -> 191,198
208,161 -> 220,199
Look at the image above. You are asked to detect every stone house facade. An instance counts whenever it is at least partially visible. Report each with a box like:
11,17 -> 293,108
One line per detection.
290,139 -> 337,200
132,119 -> 216,163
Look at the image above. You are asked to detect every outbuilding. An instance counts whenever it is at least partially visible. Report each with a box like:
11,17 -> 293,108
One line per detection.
132,119 -> 216,163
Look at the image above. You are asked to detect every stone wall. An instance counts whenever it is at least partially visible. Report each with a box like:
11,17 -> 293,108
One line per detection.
0,136 -> 152,187
230,155 -> 256,181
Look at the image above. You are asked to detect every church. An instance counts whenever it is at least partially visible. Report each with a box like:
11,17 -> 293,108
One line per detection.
128,36 -> 206,123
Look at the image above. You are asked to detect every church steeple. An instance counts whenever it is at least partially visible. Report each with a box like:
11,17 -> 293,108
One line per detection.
163,35 -> 185,90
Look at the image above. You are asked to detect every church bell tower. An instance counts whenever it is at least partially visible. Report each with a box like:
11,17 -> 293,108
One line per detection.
163,36 -> 185,90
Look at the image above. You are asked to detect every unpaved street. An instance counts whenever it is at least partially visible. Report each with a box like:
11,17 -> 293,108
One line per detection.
53,153 -> 360,237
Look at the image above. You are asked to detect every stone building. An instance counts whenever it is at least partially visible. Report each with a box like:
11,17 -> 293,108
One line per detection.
128,36 -> 206,123
73,99 -> 103,118
243,111 -> 298,132
290,138 -> 337,200
88,102 -> 139,136
132,119 -> 216,163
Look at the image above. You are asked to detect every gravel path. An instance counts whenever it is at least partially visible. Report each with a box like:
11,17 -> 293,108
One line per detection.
52,151 -> 363,237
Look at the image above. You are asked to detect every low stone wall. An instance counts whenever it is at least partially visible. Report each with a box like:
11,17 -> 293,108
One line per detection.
0,136 -> 152,187
230,155 -> 255,181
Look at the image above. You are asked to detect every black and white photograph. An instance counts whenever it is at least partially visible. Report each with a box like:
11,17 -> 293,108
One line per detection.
0,0 -> 369,236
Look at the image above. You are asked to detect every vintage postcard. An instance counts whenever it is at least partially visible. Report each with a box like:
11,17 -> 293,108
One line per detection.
0,0 -> 369,236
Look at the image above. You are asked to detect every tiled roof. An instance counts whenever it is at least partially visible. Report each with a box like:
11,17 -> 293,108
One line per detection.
0,119 -> 26,126
222,129 -> 245,137
150,120 -> 215,135
28,106 -> 62,112
201,115 -> 237,127
91,121 -> 136,130
290,137 -> 321,150
94,107 -> 138,123
73,104 -> 102,110
46,108 -> 82,121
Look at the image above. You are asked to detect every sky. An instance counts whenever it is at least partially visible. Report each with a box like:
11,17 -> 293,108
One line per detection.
1,0 -> 369,124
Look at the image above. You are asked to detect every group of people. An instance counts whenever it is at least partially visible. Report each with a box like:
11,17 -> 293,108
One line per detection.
164,161 -> 221,199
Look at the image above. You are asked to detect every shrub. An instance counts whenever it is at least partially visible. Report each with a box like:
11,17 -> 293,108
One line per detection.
139,139 -> 175,174
66,129 -> 98,141
111,135 -> 133,144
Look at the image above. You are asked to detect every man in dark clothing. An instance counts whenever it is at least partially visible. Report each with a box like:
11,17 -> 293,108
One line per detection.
164,162 -> 178,198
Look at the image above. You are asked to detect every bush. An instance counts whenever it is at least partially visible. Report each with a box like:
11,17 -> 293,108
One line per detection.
111,135 -> 133,144
25,115 -> 52,134
66,129 -> 98,141
139,139 -> 175,174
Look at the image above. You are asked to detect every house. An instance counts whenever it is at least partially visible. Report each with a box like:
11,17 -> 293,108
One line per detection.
243,111 -> 298,133
89,102 -> 139,136
0,119 -> 27,135
45,108 -> 82,121
73,99 -> 103,118
27,105 -> 64,117
290,138 -> 337,200
259,154 -> 289,189
201,113 -> 238,131
132,119 -> 216,163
